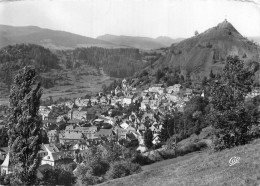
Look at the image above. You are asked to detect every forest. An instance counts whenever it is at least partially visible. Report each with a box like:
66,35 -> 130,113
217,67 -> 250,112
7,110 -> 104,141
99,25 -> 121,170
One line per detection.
0,44 -> 60,89
57,47 -> 146,78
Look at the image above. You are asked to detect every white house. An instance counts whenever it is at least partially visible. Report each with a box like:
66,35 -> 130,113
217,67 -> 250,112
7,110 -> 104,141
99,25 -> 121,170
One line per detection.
172,84 -> 182,92
152,134 -> 160,145
120,122 -> 129,130
41,144 -> 73,167
0,152 -> 11,175
122,97 -> 132,105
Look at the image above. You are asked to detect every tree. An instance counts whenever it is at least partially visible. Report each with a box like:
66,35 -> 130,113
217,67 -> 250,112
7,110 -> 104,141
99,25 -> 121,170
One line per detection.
49,96 -> 53,105
209,69 -> 215,79
144,129 -> 153,149
106,160 -> 141,180
208,56 -> 256,150
159,114 -> 176,143
156,69 -> 164,83
102,84 -> 107,94
0,126 -> 8,147
40,167 -> 76,186
194,30 -> 199,36
7,66 -> 42,185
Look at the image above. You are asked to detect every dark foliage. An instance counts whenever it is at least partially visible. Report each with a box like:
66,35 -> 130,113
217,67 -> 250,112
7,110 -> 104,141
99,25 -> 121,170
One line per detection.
106,160 -> 142,180
7,66 -> 42,185
144,129 -> 153,149
208,56 -> 257,150
40,167 -> 76,186
0,44 -> 59,88
59,47 -> 144,78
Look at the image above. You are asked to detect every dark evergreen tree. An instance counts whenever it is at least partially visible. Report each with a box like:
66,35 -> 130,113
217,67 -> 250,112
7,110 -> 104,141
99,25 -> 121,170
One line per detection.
159,114 -> 175,143
7,66 -> 42,185
144,129 -> 153,149
209,69 -> 215,79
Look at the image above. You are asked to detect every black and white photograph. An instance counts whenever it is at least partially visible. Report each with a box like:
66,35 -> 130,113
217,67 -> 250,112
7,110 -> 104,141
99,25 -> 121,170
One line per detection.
0,0 -> 260,185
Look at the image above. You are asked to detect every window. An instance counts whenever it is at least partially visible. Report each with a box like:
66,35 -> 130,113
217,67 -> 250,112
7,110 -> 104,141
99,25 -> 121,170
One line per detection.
47,156 -> 50,159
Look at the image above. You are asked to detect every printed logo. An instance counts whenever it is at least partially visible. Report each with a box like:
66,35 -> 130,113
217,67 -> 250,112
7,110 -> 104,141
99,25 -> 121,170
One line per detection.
229,156 -> 240,166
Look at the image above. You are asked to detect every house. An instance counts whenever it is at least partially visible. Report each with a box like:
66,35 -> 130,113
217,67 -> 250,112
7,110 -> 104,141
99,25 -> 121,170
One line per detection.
41,144 -> 74,166
86,108 -> 97,120
0,152 -> 12,175
73,126 -> 97,140
167,94 -> 179,102
166,86 -> 175,94
42,119 -> 57,125
64,101 -> 74,109
114,128 -> 128,139
126,133 -> 138,144
75,98 -> 89,107
184,88 -> 193,98
122,97 -> 132,106
65,124 -> 74,132
157,87 -> 165,95
120,122 -> 129,130
149,84 -> 163,93
59,131 -> 85,144
172,84 -> 182,92
95,129 -> 114,138
39,106 -> 51,120
47,130 -> 59,143
67,119 -> 82,125
69,110 -> 88,120
72,142 -> 89,150
152,134 -> 160,145
138,124 -> 146,132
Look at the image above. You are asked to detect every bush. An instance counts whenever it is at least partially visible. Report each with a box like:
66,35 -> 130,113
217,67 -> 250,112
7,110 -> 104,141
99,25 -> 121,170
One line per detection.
40,167 -> 77,186
131,153 -> 154,166
75,165 -> 101,185
176,141 -> 208,156
0,174 -> 11,185
165,136 -> 177,150
159,149 -> 176,159
106,160 -> 142,180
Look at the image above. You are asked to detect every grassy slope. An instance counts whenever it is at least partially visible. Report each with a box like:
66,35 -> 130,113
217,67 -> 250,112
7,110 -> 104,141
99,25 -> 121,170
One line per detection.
99,139 -> 260,186
0,65 -> 115,102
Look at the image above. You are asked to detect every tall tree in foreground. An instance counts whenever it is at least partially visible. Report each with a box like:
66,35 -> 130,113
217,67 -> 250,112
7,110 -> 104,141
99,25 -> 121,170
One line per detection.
209,56 -> 256,150
7,66 -> 42,185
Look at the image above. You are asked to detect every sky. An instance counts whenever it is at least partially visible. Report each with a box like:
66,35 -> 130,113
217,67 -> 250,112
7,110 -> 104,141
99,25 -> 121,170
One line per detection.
0,0 -> 259,38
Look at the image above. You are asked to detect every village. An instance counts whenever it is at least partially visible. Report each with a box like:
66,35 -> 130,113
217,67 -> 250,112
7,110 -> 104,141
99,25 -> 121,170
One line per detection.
0,77 -> 201,175
0,77 -> 259,178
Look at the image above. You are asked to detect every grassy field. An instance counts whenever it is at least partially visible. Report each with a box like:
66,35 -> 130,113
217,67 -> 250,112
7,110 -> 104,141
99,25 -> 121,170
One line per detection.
99,139 -> 260,186
0,66 -> 116,104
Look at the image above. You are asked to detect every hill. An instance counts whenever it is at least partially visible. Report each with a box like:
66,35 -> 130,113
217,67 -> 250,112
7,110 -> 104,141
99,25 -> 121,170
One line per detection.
99,139 -> 260,186
0,44 -> 152,101
0,25 -> 121,50
97,34 -> 183,50
148,20 -> 260,79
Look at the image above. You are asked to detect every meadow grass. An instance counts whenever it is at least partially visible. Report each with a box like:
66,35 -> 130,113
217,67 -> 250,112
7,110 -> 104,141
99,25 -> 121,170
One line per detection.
98,139 -> 260,186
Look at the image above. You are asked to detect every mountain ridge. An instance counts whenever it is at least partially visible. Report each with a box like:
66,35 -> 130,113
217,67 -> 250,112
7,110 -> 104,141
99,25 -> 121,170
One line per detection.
97,34 -> 184,50
0,25 -> 122,50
